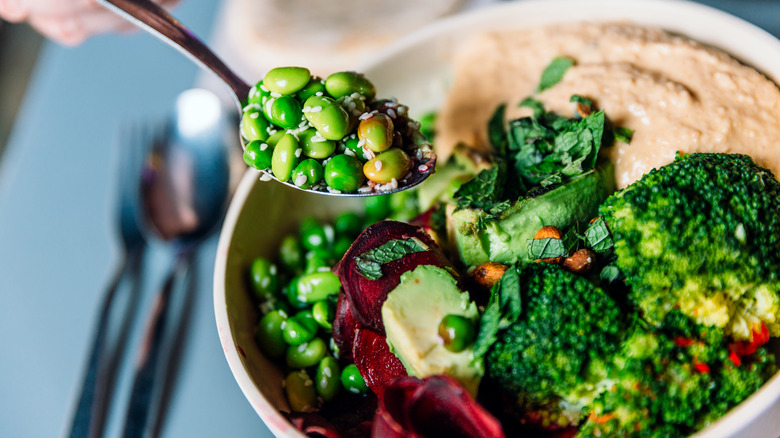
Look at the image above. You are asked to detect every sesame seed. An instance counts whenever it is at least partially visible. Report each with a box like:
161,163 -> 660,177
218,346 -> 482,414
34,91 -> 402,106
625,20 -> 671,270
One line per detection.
357,138 -> 366,148
260,84 -> 269,92
374,160 -> 383,171
260,143 -> 268,151
344,148 -> 355,157
259,172 -> 273,181
295,148 -> 302,158
315,91 -> 323,96
387,109 -> 397,119
250,112 -> 259,119
270,91 -> 282,98
294,175 -> 307,186
310,106 -> 322,113
359,112 -> 372,120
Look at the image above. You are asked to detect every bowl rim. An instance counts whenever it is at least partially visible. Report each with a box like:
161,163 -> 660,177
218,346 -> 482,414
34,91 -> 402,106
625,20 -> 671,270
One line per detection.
214,1 -> 780,437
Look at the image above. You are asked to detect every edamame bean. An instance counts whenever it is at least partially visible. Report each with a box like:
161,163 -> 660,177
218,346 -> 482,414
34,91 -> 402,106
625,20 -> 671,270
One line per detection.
315,357 -> 340,401
291,159 -> 324,189
297,77 -> 326,102
300,217 -> 328,251
339,94 -> 367,132
438,314 -> 476,353
279,235 -> 304,273
286,337 -> 327,368
266,130 -> 285,147
285,370 -> 317,412
331,236 -> 353,260
341,136 -> 369,162
282,314 -> 317,346
304,250 -> 331,274
285,276 -> 308,309
358,113 -> 394,153
340,364 -> 368,394
247,81 -> 271,106
296,271 -> 341,304
325,71 -> 376,100
324,155 -> 365,193
271,134 -> 300,182
269,95 -> 303,129
259,296 -> 290,315
365,194 -> 391,222
254,310 -> 287,358
334,212 -> 362,238
299,129 -> 337,159
312,299 -> 335,331
264,67 -> 311,95
243,140 -> 273,170
241,109 -> 272,142
363,148 -> 412,184
388,190 -> 419,222
249,257 -> 279,300
303,96 -> 350,141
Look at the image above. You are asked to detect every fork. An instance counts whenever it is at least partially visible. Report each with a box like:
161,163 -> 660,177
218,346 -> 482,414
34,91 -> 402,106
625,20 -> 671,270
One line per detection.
68,124 -> 151,438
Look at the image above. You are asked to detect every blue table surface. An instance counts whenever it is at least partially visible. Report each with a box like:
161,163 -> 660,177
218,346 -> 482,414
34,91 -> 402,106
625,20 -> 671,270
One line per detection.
1,1 -> 780,437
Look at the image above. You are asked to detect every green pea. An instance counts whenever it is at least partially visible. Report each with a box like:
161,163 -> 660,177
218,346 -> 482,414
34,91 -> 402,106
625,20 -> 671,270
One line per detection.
438,314 -> 476,353
279,235 -> 304,273
249,257 -> 279,300
305,250 -> 331,274
341,363 -> 368,394
325,71 -> 376,100
342,136 -> 369,162
291,159 -> 324,189
297,77 -> 326,101
358,113 -> 394,153
303,95 -> 350,141
298,128 -> 337,159
282,315 -> 317,346
241,108 -> 272,142
312,299 -> 335,331
271,134 -> 300,182
266,130 -> 285,147
285,275 -> 308,309
363,148 -> 412,184
324,155 -> 365,193
264,66 -> 311,95
285,370 -> 317,412
334,212 -> 363,238
315,356 -> 340,401
243,140 -> 273,170
300,217 -> 328,251
255,310 -> 287,358
365,194 -> 391,223
286,337 -> 327,369
296,271 -> 341,304
331,236 -> 353,260
247,81 -> 271,106
269,95 -> 303,129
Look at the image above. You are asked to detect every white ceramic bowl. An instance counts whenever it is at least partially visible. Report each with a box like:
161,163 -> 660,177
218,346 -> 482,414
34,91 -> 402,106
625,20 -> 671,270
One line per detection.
214,1 -> 780,436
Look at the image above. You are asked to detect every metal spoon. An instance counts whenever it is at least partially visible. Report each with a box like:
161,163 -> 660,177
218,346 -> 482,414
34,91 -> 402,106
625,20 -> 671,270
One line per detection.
94,0 -> 434,197
121,88 -> 232,438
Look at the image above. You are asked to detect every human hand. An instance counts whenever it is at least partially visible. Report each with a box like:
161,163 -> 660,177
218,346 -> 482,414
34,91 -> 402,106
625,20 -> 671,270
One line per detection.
0,0 -> 180,46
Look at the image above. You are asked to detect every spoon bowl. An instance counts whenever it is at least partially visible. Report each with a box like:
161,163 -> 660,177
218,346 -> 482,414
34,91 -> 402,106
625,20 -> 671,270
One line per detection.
95,0 -> 435,197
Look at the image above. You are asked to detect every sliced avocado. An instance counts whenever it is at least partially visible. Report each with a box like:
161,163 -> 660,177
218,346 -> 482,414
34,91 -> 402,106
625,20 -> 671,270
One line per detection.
448,162 -> 615,267
381,265 -> 483,396
416,143 -> 491,212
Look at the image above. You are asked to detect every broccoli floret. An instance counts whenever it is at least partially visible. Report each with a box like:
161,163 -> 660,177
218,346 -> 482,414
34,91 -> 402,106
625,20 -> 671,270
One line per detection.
576,315 -> 778,438
600,153 -> 780,341
485,264 -> 626,427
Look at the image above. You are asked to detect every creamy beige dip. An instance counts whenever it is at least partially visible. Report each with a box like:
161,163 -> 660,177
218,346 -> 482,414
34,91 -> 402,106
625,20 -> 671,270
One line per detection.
435,22 -> 780,188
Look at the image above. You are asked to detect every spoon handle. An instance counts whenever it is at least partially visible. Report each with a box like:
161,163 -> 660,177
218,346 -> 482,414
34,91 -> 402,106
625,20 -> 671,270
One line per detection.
96,0 -> 250,109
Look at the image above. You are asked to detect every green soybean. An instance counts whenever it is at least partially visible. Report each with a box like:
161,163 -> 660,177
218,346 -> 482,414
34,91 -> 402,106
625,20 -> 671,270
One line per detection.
291,159 -> 324,189
296,271 -> 341,304
300,217 -> 328,251
358,113 -> 394,153
342,136 -> 369,162
365,194 -> 391,222
286,337 -> 327,368
241,109 -> 272,142
334,212 -> 363,237
255,310 -> 287,358
285,275 -> 308,309
282,315 -> 317,346
315,357 -> 340,401
438,314 -> 476,353
363,148 -> 412,184
324,154 -> 365,193
285,370 -> 317,412
279,235 -> 304,273
259,296 -> 290,315
297,77 -> 326,101
312,299 -> 335,331
299,128 -> 337,159
325,71 -> 376,100
303,95 -> 350,141
249,257 -> 279,300
264,66 -> 311,95
247,81 -> 270,106
269,95 -> 303,129
304,250 -> 331,274
331,236 -> 353,260
271,134 -> 300,182
341,364 -> 368,394
243,140 -> 273,170
266,130 -> 285,147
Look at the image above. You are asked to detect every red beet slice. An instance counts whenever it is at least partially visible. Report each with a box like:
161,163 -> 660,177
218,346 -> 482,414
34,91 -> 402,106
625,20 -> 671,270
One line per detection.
353,328 -> 408,397
332,291 -> 360,361
333,220 -> 455,334
373,376 -> 506,438
286,412 -> 343,438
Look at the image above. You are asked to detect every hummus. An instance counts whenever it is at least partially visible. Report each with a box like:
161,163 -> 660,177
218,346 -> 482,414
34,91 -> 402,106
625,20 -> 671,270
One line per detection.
435,22 -> 780,188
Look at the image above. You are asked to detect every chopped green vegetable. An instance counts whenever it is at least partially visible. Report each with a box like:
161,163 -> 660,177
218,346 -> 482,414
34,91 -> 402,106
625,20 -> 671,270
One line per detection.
584,216 -> 613,254
537,56 -> 575,92
473,264 -> 521,361
355,238 -> 427,280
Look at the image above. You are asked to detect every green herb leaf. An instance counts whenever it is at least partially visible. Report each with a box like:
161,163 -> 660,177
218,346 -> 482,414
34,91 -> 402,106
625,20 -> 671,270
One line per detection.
473,265 -> 521,360
570,94 -> 593,106
527,237 -> 567,260
562,223 -> 585,254
487,104 -> 507,154
537,56 -> 575,92
519,97 -> 545,118
585,216 -> 614,253
355,238 -> 427,280
454,165 -> 512,228
613,125 -> 634,144
600,263 -> 623,284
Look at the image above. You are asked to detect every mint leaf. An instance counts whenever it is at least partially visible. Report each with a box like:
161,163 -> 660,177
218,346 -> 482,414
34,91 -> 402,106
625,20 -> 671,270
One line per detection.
585,216 -> 614,253
454,165 -> 512,226
527,237 -> 566,260
355,238 -> 427,280
487,104 -> 507,154
537,56 -> 574,92
613,125 -> 634,144
519,97 -> 545,118
473,265 -> 521,360
570,94 -> 593,106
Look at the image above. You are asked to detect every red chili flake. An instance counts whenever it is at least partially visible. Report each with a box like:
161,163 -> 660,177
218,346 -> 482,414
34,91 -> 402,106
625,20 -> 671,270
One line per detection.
728,350 -> 742,367
693,361 -> 710,374
729,322 -> 771,357
673,337 -> 695,347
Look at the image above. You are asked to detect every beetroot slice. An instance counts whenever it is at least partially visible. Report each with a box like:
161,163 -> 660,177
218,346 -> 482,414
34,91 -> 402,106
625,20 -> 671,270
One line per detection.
286,412 -> 343,438
332,291 -> 359,361
353,328 -> 408,397
333,221 -> 454,334
373,376 -> 506,438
